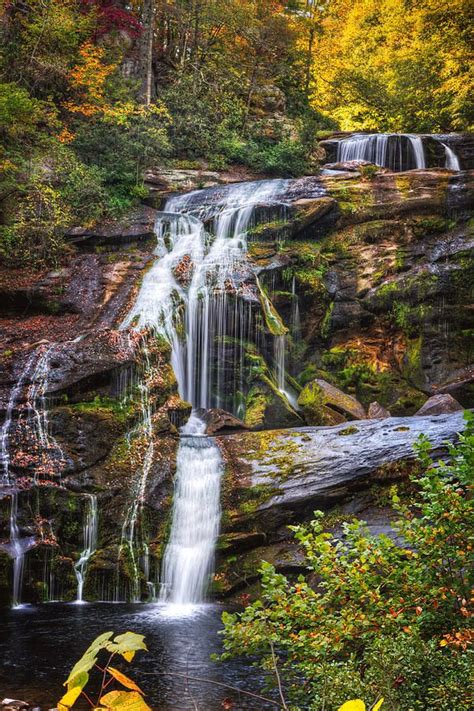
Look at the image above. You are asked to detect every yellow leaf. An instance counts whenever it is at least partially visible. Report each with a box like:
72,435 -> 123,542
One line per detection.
439,639 -> 448,646
99,691 -> 152,710
123,651 -> 135,663
372,700 -> 384,711
58,684 -> 83,710
107,666 -> 144,694
338,702 -> 366,711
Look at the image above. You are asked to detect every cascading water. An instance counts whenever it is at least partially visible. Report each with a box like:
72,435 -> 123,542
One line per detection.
117,342 -> 155,602
441,142 -> 461,171
0,353 -> 36,483
337,133 -> 426,170
122,179 -> 293,605
74,494 -> 98,603
159,414 -> 222,605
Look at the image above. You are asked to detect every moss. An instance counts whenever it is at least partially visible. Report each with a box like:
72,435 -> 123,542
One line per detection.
256,278 -> 288,336
320,301 -> 334,338
338,425 -> 359,436
70,395 -> 133,425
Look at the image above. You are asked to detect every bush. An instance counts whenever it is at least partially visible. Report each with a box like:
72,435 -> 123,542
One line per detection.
73,109 -> 170,208
220,412 -> 473,710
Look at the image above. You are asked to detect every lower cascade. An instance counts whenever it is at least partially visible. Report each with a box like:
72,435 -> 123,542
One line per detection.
159,414 -> 223,605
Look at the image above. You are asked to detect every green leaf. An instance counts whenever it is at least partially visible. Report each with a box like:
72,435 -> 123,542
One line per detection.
99,690 -> 152,710
66,653 -> 98,686
106,631 -> 148,663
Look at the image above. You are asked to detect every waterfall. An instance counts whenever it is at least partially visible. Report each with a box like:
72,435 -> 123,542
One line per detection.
159,414 -> 222,605
117,342 -> 155,602
74,494 -> 98,603
337,133 -> 426,170
0,352 -> 36,483
441,142 -> 461,170
122,179 -> 290,414
122,179 -> 292,606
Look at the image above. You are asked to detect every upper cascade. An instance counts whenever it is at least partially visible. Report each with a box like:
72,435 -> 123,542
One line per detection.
335,133 -> 462,171
121,179 -> 295,414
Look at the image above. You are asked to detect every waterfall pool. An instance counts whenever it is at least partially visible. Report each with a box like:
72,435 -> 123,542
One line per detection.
0,602 -> 278,710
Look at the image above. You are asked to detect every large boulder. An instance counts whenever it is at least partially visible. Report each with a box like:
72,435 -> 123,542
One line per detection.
415,394 -> 463,416
218,411 -> 467,532
298,378 -> 366,425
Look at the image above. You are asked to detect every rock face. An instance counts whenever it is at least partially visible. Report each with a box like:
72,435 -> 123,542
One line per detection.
415,393 -> 463,416
66,205 -> 159,247
194,408 -> 247,435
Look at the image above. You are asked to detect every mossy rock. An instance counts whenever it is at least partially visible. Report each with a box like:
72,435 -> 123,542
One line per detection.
298,378 -> 366,425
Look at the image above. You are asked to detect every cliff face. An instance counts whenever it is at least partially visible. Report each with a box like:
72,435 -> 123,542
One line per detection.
0,165 -> 472,605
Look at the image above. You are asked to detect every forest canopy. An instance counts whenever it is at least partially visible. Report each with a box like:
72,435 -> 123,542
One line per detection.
0,0 -> 472,266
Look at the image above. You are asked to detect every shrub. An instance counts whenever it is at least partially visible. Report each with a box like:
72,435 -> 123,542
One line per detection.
220,412 -> 473,710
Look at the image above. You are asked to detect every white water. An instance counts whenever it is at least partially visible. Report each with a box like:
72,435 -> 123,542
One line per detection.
117,342 -> 155,602
441,142 -> 461,170
159,414 -> 223,605
337,133 -> 426,170
122,180 -> 292,605
0,353 -> 36,483
5,492 -> 35,608
122,179 -> 290,413
74,494 -> 98,603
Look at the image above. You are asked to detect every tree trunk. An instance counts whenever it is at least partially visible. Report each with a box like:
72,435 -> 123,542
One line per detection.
139,0 -> 155,105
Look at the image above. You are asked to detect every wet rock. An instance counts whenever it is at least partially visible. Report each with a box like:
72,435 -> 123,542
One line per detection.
165,396 -> 192,429
1,700 -> 31,710
66,206 -> 158,248
322,160 -> 374,172
415,393 -> 463,416
145,168 -> 223,199
291,196 -> 339,238
368,401 -> 392,419
34,330 -> 136,399
298,378 -> 366,425
195,408 -> 247,435
219,411 -> 466,532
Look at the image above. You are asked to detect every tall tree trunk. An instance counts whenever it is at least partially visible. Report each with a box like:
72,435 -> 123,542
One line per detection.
139,0 -> 155,105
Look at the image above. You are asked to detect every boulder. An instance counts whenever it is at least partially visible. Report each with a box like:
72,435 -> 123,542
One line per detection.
298,378 -> 366,425
368,401 -> 392,419
218,411 -> 467,531
194,408 -> 247,435
415,394 -> 463,416
291,197 -> 339,238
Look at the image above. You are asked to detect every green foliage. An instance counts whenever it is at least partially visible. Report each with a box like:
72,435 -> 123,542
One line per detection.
72,109 -> 171,209
58,630 -> 150,710
220,412 -> 473,709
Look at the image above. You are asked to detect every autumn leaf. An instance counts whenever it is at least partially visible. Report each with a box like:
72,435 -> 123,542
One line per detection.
107,667 -> 144,694
99,691 -> 152,710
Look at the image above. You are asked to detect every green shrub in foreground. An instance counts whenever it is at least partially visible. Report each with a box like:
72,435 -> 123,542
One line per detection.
220,412 -> 473,710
